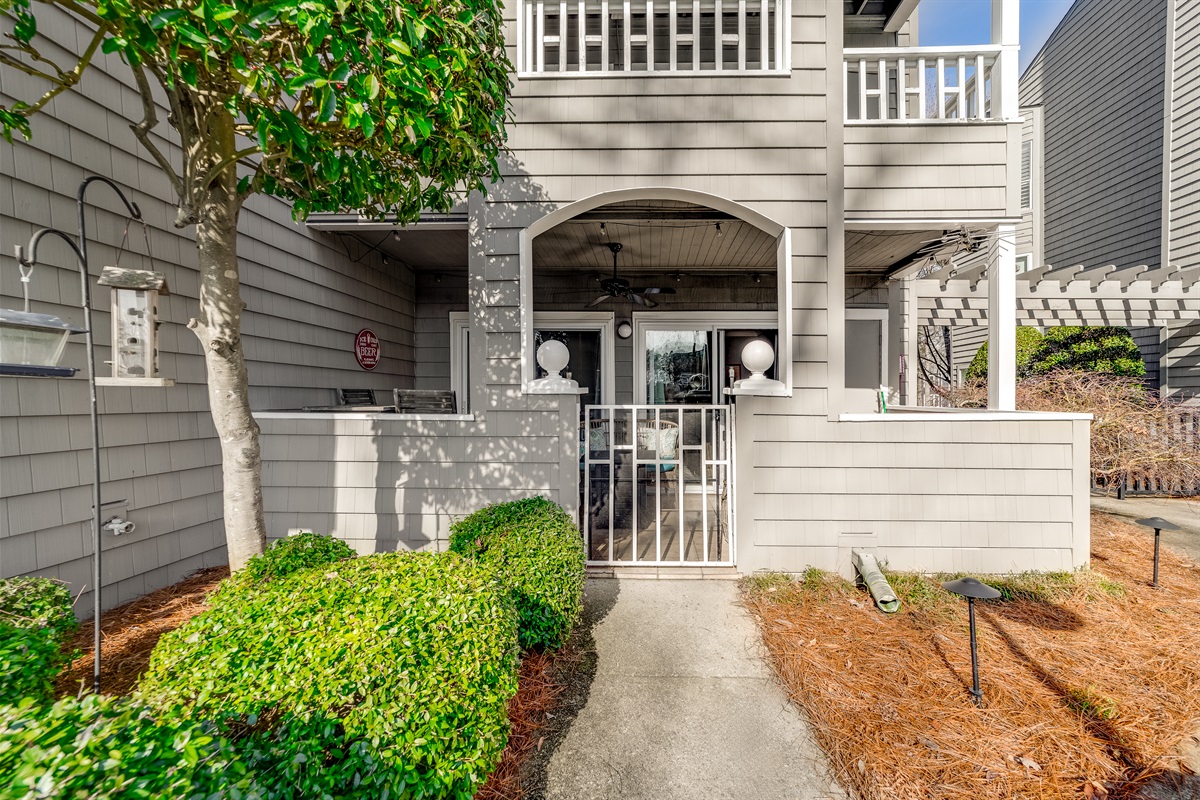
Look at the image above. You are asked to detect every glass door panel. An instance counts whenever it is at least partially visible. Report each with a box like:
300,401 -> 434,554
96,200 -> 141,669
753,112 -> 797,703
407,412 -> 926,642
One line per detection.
644,329 -> 712,405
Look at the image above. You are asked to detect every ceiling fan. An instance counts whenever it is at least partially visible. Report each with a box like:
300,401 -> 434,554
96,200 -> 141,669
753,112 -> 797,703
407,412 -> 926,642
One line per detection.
587,243 -> 676,308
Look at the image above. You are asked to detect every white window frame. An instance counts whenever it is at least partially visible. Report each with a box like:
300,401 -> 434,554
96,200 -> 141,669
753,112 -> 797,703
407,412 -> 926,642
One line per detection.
844,308 -> 888,392
1015,253 -> 1032,273
1020,138 -> 1034,212
533,311 -> 616,404
449,312 -> 472,414
632,311 -> 779,404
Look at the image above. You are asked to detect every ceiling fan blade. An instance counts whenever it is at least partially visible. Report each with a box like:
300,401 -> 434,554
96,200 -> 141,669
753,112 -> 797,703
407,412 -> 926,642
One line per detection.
628,292 -> 656,308
587,294 -> 613,307
630,287 -> 677,295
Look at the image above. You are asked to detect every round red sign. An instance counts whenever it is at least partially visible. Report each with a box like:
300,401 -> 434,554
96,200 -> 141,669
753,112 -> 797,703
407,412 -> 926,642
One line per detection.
354,328 -> 380,370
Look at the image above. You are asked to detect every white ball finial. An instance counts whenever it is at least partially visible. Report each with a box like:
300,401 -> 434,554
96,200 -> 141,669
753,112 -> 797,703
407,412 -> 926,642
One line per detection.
741,339 -> 775,377
537,339 -> 570,376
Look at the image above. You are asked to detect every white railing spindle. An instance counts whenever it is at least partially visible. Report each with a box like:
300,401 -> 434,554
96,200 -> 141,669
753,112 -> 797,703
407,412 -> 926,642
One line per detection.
623,0 -> 632,71
559,1 -> 568,71
760,0 -> 768,70
602,0 -> 610,69
715,0 -> 723,71
737,0 -> 746,71
578,1 -> 586,72
974,54 -> 986,118
692,0 -> 700,70
936,56 -> 946,119
669,0 -> 678,71
536,1 -> 545,72
896,57 -> 906,120
647,0 -> 655,71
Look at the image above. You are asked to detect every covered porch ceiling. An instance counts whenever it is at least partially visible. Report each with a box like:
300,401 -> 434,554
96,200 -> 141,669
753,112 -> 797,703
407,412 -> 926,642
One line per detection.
914,263 -> 1200,327
845,229 -> 944,275
533,200 -> 777,277
306,211 -> 469,275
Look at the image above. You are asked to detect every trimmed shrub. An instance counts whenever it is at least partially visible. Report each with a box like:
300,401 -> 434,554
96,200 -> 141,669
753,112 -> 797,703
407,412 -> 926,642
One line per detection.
214,531 -> 356,601
449,497 -> 586,650
0,695 -> 256,800
0,577 -> 77,707
967,326 -> 1145,382
1029,326 -> 1146,377
965,325 -> 1045,382
138,552 -> 519,800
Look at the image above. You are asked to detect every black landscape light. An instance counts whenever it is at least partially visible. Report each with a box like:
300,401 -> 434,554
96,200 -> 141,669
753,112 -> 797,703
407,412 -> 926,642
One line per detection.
1135,517 -> 1182,588
942,577 -> 1002,706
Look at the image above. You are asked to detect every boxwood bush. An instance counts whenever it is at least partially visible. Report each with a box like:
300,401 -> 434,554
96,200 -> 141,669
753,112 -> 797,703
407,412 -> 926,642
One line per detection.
214,531 -> 356,602
0,695 -> 257,799
449,497 -> 586,650
0,577 -> 77,707
138,552 -> 519,800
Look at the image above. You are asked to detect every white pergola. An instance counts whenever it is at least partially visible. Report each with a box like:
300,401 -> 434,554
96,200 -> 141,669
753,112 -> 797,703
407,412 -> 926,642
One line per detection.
888,260 -> 1200,406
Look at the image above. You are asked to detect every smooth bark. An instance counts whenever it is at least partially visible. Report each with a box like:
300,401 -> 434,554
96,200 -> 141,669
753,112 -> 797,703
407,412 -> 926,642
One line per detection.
185,102 -> 265,570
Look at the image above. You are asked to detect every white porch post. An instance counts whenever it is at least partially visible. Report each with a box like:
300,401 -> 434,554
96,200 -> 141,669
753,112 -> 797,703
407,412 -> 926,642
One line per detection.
888,276 -> 919,405
991,0 -> 1019,119
988,223 -> 1017,410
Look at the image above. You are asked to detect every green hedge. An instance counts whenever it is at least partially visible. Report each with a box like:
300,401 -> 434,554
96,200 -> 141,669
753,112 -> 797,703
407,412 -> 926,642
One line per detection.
0,695 -> 256,800
449,497 -> 586,650
138,552 -> 519,800
967,326 -> 1145,382
214,531 -> 356,602
0,577 -> 77,707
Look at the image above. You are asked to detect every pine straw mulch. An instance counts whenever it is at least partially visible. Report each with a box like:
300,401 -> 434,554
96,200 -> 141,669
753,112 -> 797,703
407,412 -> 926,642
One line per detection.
743,512 -> 1200,800
56,566 -> 230,698
52,565 -> 579,800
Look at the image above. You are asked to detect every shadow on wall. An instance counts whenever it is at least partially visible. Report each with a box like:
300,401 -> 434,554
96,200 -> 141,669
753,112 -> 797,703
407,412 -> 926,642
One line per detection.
364,164 -> 575,550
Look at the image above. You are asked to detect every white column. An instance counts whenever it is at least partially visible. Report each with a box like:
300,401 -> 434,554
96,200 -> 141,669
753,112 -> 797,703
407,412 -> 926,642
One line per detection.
991,0 -> 1019,119
988,224 -> 1017,410
888,277 -> 919,406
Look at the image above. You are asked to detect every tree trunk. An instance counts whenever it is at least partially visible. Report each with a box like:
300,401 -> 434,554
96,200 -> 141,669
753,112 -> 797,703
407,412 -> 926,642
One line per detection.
187,109 -> 266,571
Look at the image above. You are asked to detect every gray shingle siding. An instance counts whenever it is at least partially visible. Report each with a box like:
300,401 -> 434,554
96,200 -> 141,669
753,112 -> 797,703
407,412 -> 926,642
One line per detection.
1021,0 -> 1169,271
1,6 -> 417,614
1168,0 -> 1200,266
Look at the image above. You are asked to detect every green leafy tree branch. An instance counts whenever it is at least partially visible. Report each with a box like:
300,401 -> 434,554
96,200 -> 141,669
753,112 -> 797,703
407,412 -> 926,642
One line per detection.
1,0 -> 512,568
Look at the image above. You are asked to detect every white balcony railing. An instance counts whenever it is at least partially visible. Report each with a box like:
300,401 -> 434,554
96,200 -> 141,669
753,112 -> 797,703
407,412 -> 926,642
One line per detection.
517,0 -> 791,77
844,45 -> 1008,123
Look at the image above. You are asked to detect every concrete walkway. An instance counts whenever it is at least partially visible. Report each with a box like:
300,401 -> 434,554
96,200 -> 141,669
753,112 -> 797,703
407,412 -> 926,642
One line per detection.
1091,494 -> 1200,562
544,578 -> 845,800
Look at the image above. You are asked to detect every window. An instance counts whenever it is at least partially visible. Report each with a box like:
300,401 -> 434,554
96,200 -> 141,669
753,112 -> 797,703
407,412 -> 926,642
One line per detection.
1015,253 -> 1032,273
1020,140 -> 1033,211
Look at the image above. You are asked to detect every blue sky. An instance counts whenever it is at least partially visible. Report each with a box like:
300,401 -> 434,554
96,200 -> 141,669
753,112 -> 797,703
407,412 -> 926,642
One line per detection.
917,0 -> 1076,72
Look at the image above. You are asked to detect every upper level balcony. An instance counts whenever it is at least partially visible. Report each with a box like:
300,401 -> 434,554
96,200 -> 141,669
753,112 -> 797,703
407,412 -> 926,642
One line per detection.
515,0 -> 791,77
842,0 -> 1021,222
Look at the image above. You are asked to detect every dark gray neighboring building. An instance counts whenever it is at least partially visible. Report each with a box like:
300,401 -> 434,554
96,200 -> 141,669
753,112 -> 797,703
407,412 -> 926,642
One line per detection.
1018,0 -> 1200,399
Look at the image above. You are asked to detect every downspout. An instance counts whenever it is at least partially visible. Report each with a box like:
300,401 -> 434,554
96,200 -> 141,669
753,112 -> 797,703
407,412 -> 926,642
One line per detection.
852,549 -> 900,613
1160,0 -> 1177,272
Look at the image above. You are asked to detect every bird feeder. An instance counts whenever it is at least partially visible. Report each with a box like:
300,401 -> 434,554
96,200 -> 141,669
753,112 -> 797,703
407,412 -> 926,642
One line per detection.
97,266 -> 169,381
0,308 -> 87,378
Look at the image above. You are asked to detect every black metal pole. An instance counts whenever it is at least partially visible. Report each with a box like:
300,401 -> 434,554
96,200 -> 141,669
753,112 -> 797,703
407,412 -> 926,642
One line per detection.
1153,527 -> 1161,588
19,177 -> 141,695
77,177 -> 140,696
968,597 -> 982,705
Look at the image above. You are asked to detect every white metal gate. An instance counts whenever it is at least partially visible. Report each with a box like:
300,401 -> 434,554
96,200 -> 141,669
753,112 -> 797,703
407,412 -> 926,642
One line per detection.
581,404 -> 734,565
